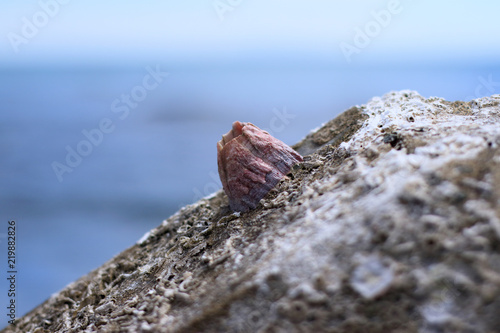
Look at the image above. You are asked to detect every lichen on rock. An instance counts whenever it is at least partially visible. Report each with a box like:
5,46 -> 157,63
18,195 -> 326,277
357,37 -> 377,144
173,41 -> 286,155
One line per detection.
4,91 -> 500,333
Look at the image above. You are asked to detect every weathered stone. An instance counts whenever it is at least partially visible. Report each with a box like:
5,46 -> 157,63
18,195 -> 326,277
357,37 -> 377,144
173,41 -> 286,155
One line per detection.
4,91 -> 500,333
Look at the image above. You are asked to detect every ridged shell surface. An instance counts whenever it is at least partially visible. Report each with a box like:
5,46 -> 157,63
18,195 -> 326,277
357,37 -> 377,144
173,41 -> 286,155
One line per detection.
217,121 -> 303,212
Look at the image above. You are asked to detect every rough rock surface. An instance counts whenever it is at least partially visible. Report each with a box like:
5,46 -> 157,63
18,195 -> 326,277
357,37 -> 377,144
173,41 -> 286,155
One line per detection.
4,91 -> 500,333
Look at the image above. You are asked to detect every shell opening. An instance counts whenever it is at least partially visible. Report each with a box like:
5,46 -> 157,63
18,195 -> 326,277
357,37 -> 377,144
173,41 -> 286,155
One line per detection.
219,121 -> 245,147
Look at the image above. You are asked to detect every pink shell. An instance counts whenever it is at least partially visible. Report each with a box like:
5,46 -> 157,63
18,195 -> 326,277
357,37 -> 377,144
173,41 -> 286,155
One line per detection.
217,121 -> 303,212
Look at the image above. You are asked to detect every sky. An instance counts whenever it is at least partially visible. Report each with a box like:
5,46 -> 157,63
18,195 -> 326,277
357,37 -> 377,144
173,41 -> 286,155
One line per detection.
1,0 -> 500,67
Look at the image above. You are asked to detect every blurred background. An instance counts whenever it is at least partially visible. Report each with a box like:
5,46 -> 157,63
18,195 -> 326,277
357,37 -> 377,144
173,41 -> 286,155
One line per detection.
1,0 -> 499,327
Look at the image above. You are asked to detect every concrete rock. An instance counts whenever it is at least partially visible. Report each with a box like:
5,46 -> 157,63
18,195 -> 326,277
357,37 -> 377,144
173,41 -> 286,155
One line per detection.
4,91 -> 500,333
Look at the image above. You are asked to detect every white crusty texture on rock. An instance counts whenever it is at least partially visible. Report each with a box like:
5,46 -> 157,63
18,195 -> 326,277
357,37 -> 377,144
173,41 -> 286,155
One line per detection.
249,91 -> 500,332
4,91 -> 500,333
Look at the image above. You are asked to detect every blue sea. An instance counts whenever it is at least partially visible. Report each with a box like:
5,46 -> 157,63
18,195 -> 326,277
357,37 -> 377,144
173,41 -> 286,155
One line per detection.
1,62 -> 499,327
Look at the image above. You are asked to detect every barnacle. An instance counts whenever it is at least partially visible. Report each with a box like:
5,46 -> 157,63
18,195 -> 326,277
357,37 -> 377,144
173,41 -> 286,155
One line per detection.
217,121 -> 303,212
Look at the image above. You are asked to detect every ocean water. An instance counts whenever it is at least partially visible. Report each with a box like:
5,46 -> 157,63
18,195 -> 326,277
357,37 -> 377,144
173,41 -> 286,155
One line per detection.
0,63 -> 498,326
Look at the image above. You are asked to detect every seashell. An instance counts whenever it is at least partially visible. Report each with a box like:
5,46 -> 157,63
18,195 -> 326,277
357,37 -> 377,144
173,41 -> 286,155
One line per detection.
217,121 -> 303,212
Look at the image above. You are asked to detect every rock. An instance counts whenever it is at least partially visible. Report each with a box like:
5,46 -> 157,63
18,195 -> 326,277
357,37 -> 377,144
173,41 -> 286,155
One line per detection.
4,91 -> 500,333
